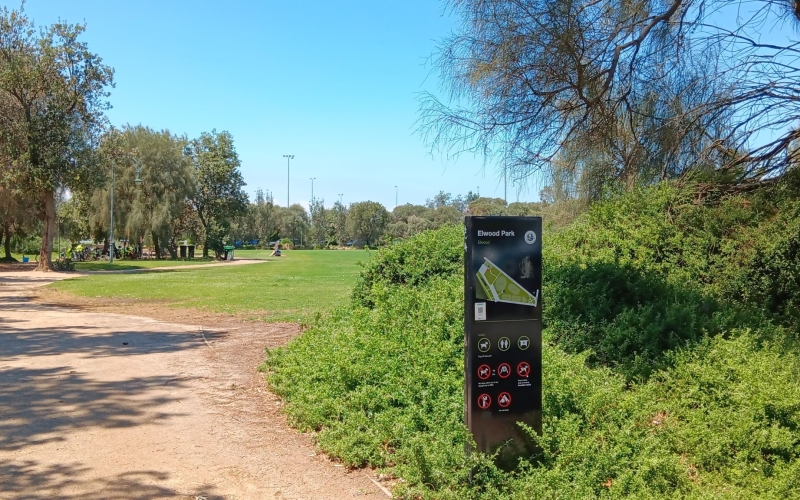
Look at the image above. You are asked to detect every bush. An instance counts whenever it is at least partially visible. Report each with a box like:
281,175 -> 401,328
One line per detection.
264,186 -> 800,498
351,225 -> 462,308
279,238 -> 294,250
53,257 -> 75,272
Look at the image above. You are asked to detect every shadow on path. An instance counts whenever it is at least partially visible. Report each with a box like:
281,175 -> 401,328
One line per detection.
0,366 -> 190,452
0,459 -> 222,499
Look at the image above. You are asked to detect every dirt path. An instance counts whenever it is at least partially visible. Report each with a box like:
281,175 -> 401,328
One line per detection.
0,271 -> 385,499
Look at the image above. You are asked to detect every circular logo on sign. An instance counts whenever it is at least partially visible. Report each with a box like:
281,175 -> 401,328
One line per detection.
477,364 -> 491,380
497,362 -> 512,379
517,361 -> 531,377
498,337 -> 511,351
477,393 -> 491,410
524,230 -> 537,245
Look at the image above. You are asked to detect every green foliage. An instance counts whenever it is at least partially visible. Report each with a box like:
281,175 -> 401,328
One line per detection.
346,200 -> 390,246
265,185 -> 800,499
0,6 -> 114,268
351,225 -> 462,308
185,129 -> 248,257
90,125 -> 195,258
52,257 -> 75,272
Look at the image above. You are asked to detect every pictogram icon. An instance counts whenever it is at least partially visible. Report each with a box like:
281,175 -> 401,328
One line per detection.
517,336 -> 530,350
477,393 -> 491,410
497,362 -> 512,379
478,338 -> 491,352
517,361 -> 531,377
498,337 -> 511,351
497,392 -> 512,408
477,364 -> 491,380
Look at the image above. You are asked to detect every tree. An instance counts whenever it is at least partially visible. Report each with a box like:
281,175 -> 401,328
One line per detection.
0,184 -> 37,260
249,189 -> 278,245
91,126 -> 196,258
421,0 -> 800,194
326,201 -> 349,246
346,201 -> 389,247
309,199 -> 327,247
429,205 -> 463,228
0,7 -> 113,270
468,197 -> 508,216
275,204 -> 309,244
185,130 -> 248,258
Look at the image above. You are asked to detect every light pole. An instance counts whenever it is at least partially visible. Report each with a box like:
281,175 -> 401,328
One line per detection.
338,193 -> 343,205
283,154 -> 294,207
310,177 -> 316,204
394,185 -> 398,208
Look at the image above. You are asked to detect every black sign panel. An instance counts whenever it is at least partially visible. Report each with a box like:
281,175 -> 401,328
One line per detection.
464,216 -> 542,460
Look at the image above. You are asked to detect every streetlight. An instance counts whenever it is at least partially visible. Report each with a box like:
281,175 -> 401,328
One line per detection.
283,154 -> 294,207
310,177 -> 316,204
394,185 -> 398,208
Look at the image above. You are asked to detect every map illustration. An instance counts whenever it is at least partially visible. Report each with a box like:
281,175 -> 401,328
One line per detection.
476,257 -> 539,307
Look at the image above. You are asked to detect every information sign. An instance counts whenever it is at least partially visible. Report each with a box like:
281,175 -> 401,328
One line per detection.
464,216 -> 542,464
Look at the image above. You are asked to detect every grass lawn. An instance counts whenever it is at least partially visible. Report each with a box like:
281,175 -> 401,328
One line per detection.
48,249 -> 371,323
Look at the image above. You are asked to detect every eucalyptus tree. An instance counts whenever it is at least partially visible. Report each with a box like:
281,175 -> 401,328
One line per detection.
185,130 -> 248,257
0,7 -> 113,270
421,0 -> 800,195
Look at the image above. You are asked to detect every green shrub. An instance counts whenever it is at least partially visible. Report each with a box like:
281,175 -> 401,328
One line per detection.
53,257 -> 75,272
351,225 -> 462,307
264,187 -> 800,499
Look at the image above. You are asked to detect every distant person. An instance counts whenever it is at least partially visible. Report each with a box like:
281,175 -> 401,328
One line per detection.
270,243 -> 282,257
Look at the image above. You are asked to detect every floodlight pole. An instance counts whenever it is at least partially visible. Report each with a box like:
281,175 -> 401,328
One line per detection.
395,185 -> 398,208
283,154 -> 294,207
338,193 -> 343,205
310,177 -> 316,204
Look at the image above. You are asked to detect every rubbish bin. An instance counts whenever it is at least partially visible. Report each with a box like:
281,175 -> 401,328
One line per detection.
179,245 -> 187,258
223,245 -> 234,261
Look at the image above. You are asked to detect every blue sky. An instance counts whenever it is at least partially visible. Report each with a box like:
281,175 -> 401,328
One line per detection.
15,0 -> 524,209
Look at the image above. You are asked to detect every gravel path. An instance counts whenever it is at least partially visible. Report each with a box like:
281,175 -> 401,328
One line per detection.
0,271 -> 383,499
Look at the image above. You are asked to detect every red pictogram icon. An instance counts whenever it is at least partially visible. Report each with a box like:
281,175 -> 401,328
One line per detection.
497,392 -> 512,408
497,362 -> 512,379
517,361 -> 531,377
477,364 -> 491,380
477,393 -> 491,410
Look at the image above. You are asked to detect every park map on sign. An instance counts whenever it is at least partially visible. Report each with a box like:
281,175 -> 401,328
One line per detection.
476,257 -> 539,307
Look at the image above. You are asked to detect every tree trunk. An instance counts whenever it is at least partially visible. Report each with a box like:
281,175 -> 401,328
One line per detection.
36,189 -> 56,271
167,239 -> 177,259
2,225 -> 11,260
152,232 -> 161,260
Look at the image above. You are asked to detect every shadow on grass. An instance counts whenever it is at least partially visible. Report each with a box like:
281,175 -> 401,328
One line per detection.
544,261 -> 774,380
